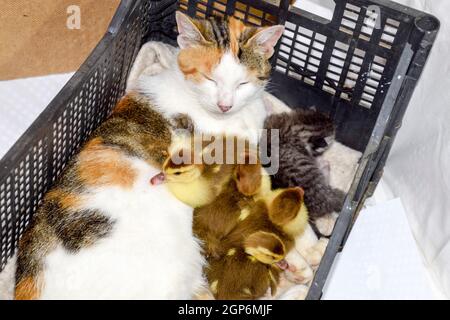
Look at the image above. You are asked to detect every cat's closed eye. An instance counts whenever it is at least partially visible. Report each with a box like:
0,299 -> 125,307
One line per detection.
201,73 -> 217,84
238,81 -> 249,87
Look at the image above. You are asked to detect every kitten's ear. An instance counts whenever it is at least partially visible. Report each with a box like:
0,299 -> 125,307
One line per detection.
176,11 -> 206,49
247,25 -> 285,58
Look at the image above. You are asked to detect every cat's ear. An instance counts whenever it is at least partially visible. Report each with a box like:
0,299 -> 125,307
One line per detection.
247,25 -> 285,58
176,11 -> 206,49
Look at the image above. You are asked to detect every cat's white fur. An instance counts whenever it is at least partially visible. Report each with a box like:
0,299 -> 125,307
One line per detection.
41,156 -> 206,299
126,41 -> 179,89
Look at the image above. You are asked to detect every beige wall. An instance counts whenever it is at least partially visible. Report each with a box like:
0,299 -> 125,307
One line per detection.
0,0 -> 121,80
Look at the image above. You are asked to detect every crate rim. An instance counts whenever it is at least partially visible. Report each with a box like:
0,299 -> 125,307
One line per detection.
0,0 -> 441,300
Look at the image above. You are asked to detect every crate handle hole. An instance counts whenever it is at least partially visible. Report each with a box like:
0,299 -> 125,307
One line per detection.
295,0 -> 335,21
415,15 -> 440,33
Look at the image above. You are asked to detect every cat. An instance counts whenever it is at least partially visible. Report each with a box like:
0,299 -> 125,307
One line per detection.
15,93 -> 207,299
134,12 -> 285,145
14,12 -> 285,299
264,109 -> 347,221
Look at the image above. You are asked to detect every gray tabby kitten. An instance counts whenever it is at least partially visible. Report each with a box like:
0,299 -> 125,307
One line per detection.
264,109 -> 346,219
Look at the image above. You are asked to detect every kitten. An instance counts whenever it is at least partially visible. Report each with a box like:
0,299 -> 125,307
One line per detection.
135,12 -> 285,145
264,109 -> 346,219
15,94 -> 206,299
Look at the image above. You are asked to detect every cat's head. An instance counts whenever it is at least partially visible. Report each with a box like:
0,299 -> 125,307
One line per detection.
176,12 -> 284,115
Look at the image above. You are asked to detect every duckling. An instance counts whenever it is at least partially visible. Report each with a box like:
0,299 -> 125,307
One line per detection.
152,135 -> 255,208
244,187 -> 309,264
198,184 -> 310,299
244,231 -> 286,265
206,247 -> 280,300
262,187 -> 309,245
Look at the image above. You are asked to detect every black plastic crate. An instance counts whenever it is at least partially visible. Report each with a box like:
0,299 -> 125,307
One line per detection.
0,0 -> 439,299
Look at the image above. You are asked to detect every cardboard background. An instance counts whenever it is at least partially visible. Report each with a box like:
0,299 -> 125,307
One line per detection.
0,0 -> 121,80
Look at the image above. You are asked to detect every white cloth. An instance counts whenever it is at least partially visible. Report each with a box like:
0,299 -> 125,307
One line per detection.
297,0 -> 450,298
323,198 -> 437,300
382,0 -> 450,298
0,73 -> 74,159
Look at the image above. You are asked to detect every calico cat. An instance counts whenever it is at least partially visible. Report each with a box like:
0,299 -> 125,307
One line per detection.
264,109 -> 346,219
135,12 -> 285,145
14,93 -> 208,299
15,12 -> 285,299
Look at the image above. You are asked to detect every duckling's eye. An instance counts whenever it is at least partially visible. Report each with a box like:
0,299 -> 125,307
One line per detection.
174,172 -> 182,176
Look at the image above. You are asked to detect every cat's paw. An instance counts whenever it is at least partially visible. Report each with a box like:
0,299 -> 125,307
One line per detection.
314,212 -> 338,236
283,249 -> 314,284
305,237 -> 329,267
284,263 -> 314,285
277,284 -> 309,300
171,113 -> 195,132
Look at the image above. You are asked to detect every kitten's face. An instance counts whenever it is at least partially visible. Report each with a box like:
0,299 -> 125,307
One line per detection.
176,12 -> 284,115
302,111 -> 335,156
308,135 -> 335,156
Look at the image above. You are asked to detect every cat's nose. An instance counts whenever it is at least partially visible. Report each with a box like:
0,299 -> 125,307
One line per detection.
218,103 -> 232,113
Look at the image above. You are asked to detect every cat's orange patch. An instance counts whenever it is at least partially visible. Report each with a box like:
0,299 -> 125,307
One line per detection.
77,137 -> 137,188
229,17 -> 246,56
15,276 -> 41,300
47,189 -> 82,210
178,46 -> 223,82
112,95 -> 134,114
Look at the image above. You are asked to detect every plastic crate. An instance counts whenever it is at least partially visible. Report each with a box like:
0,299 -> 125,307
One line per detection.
0,0 -> 439,299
